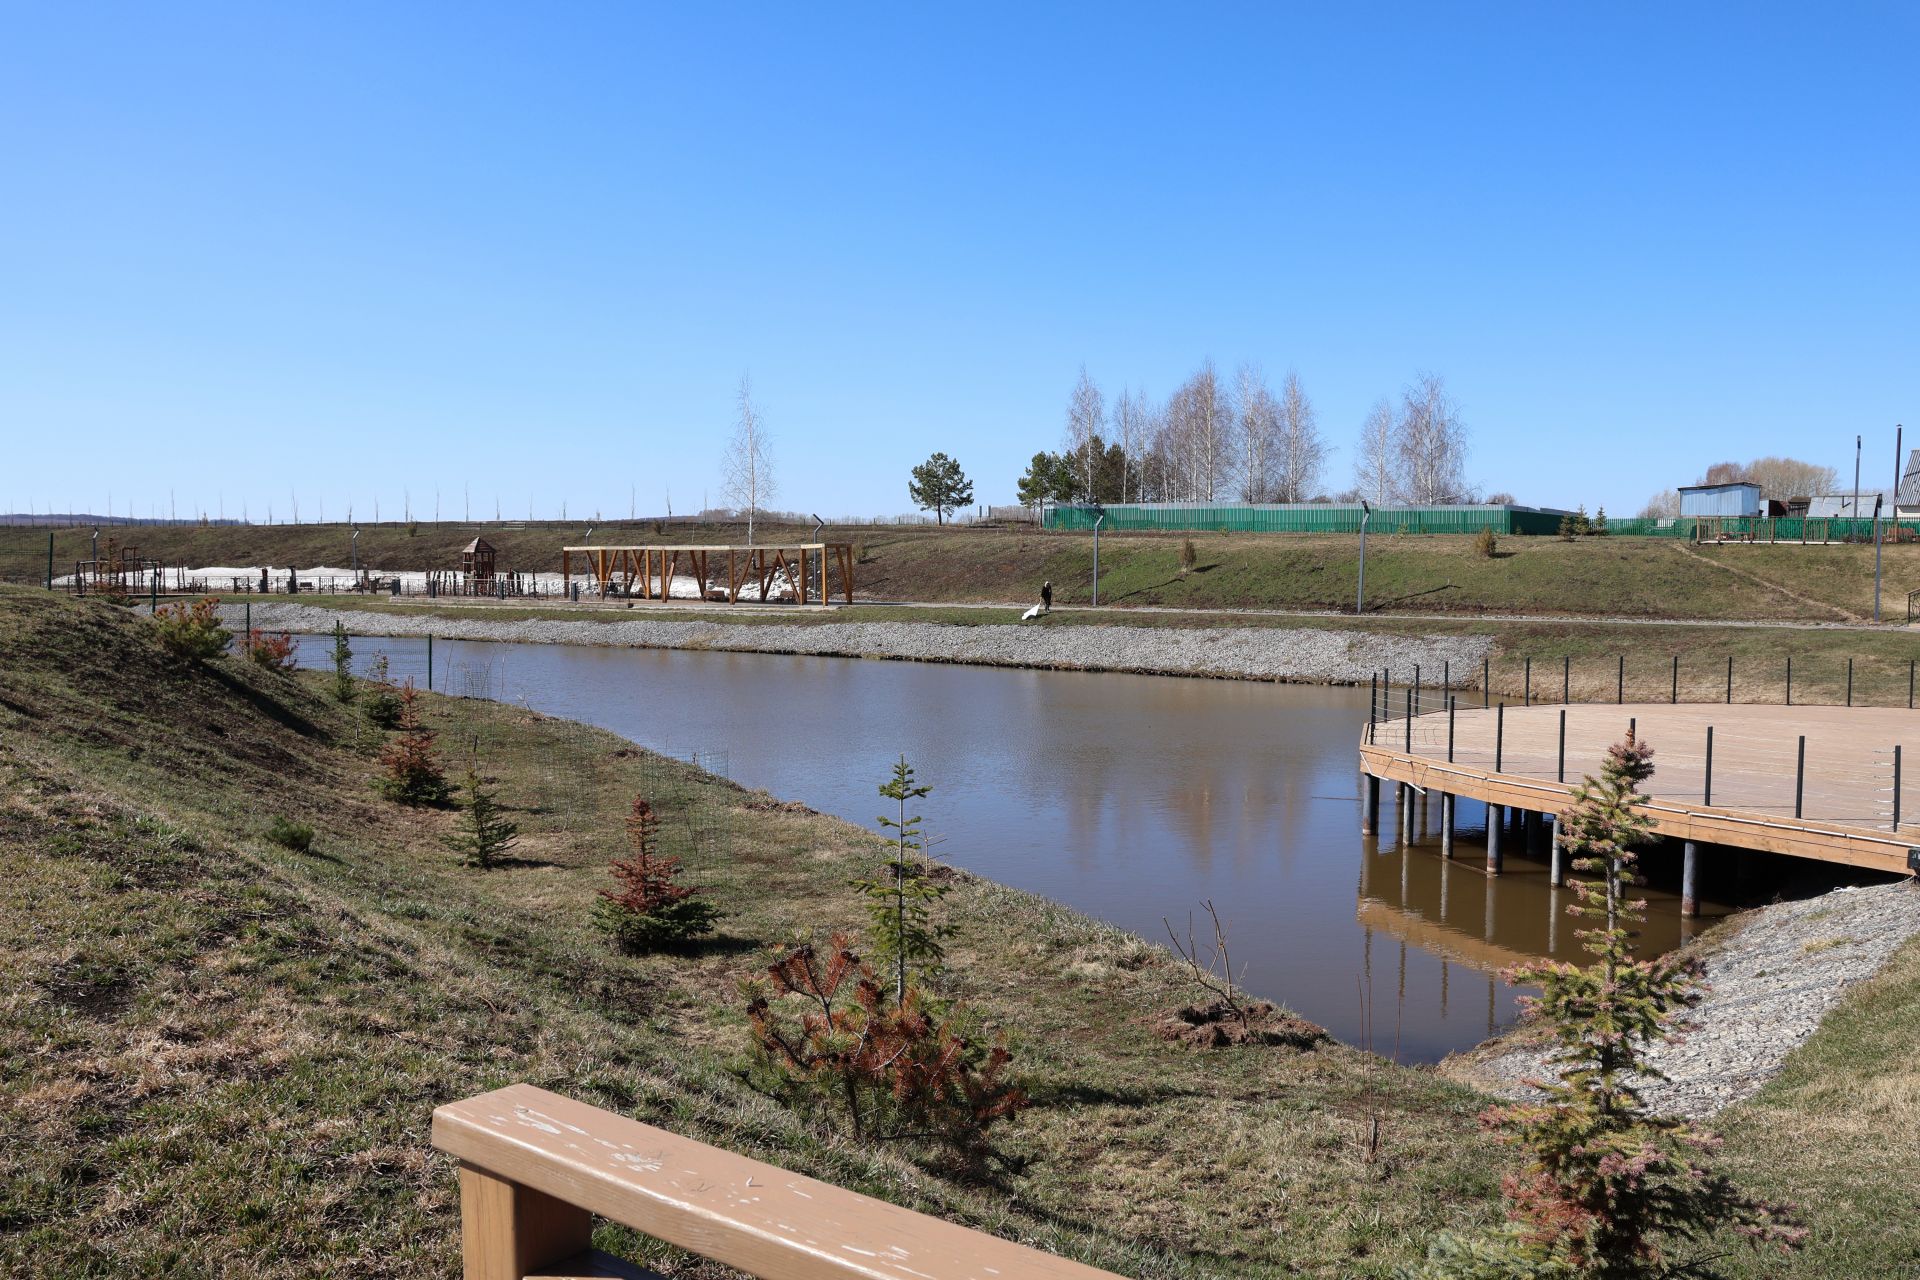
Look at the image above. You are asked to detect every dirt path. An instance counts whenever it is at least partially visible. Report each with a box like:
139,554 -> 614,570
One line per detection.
1671,542 -> 1861,622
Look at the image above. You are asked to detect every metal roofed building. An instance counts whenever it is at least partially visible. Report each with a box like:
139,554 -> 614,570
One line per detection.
1804,492 -> 1890,518
1677,482 -> 1762,518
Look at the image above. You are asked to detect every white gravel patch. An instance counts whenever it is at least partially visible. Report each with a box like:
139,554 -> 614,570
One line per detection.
221,601 -> 1493,686
1460,880 -> 1920,1119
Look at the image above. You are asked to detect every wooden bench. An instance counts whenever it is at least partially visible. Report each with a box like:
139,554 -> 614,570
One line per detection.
432,1083 -> 1127,1280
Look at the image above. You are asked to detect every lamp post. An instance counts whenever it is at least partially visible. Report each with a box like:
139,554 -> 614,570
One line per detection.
1356,499 -> 1372,614
1874,493 -> 1886,621
1091,508 -> 1106,606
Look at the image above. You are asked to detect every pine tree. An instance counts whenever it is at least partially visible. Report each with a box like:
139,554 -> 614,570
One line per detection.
594,797 -> 719,951
907,452 -> 975,524
853,756 -> 952,1005
445,767 -> 518,867
330,622 -> 355,703
1460,734 -> 1804,1277
1592,506 -> 1609,537
374,682 -> 449,806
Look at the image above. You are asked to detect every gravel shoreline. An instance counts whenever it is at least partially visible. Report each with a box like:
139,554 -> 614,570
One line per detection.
1448,879 -> 1920,1119
224,601 -> 1495,686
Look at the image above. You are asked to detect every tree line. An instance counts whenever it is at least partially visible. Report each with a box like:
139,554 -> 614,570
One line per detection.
1016,363 -> 1477,507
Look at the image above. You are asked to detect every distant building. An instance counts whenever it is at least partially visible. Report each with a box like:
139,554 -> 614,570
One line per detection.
1804,492 -> 1889,518
1678,482 -> 1762,518
1897,448 -> 1920,520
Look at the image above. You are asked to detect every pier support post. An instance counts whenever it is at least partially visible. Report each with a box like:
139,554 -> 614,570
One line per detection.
1362,774 -> 1380,836
1682,841 -> 1700,918
1397,784 -> 1412,844
1549,819 -> 1565,887
1487,803 -> 1504,876
1526,809 -> 1546,858
1440,793 -> 1455,858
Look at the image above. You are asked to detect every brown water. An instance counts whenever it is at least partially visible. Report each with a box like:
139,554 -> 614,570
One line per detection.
307,634 -> 1775,1062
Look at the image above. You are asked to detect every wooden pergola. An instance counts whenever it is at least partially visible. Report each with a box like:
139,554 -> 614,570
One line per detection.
560,543 -> 854,605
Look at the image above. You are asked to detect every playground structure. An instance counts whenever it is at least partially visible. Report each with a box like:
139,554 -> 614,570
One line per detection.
561,542 -> 855,605
71,538 -> 162,596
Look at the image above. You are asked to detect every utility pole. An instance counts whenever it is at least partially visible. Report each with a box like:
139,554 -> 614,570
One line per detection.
1874,494 -> 1885,621
1854,434 -> 1862,542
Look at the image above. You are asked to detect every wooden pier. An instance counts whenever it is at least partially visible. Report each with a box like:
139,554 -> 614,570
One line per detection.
1360,703 -> 1920,886
561,542 -> 854,605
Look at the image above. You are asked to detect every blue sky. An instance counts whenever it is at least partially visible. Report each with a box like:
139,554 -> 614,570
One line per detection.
3,3 -> 1916,522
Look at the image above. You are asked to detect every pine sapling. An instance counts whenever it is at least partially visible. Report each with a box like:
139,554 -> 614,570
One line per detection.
1420,733 -> 1804,1278
445,766 -> 518,867
853,756 -> 951,1005
330,622 -> 355,702
374,681 -> 449,806
594,797 -> 719,951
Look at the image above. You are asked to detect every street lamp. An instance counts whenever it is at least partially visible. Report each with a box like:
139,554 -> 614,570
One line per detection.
1356,500 -> 1372,614
1091,507 -> 1106,606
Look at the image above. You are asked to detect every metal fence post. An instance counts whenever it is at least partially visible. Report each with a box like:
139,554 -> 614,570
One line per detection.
1896,745 -> 1904,832
1704,725 -> 1714,805
1563,655 -> 1570,704
1448,697 -> 1456,762
1524,656 -> 1532,707
1847,658 -> 1853,707
1558,709 -> 1567,782
1617,654 -> 1624,704
1726,655 -> 1733,705
1671,655 -> 1678,705
1405,688 -> 1413,752
1414,664 -> 1421,717
1795,735 -> 1806,819
1786,656 -> 1792,707
428,634 -> 434,692
1495,703 -> 1505,773
1483,657 -> 1490,708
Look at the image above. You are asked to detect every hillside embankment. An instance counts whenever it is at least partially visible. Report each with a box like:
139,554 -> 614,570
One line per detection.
7,585 -> 1920,1278
12,520 -> 1920,621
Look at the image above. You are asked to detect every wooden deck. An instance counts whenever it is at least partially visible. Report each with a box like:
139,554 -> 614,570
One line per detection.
1360,703 -> 1920,875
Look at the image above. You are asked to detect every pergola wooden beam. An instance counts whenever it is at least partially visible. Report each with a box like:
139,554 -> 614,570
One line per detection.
561,544 -> 853,605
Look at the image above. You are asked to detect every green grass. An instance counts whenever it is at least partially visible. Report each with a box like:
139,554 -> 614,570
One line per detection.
0,588 -> 1503,1278
6,585 -> 1917,1278
15,519 -> 1920,621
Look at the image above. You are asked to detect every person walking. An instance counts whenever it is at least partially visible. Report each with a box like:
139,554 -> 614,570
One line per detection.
1040,580 -> 1053,613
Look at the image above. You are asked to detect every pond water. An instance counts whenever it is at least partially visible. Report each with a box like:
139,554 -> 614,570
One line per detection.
303,634 -> 1762,1062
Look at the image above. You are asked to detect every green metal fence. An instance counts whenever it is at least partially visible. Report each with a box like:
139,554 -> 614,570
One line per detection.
1043,503 -> 1568,535
1042,506 -> 1920,541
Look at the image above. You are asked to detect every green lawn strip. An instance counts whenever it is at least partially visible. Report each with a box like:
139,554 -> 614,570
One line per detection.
1703,927 -> 1920,1278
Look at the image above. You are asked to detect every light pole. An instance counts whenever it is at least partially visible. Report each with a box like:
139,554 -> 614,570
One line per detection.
1854,434 -> 1862,542
1874,494 -> 1886,621
1356,500 -> 1372,614
1091,509 -> 1106,606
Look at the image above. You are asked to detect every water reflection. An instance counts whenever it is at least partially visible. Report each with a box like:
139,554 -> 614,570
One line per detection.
304,634 -> 1738,1062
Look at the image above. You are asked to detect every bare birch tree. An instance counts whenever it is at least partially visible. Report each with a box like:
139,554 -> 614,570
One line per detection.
1235,363 -> 1280,502
722,375 -> 776,545
1114,386 -> 1149,503
1163,360 -> 1234,501
1355,398 -> 1398,504
1065,367 -> 1106,501
1272,368 -> 1327,503
1394,373 -> 1471,504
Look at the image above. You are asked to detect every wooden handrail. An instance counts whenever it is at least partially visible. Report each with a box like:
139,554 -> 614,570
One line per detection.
432,1083 -> 1126,1280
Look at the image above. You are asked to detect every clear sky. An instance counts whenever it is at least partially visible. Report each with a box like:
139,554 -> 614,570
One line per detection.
3,3 -> 1916,523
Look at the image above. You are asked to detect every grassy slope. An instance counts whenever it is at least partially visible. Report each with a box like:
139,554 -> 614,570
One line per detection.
14,520 -> 1920,621
0,588 -> 1502,1278
6,588 -> 1915,1278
